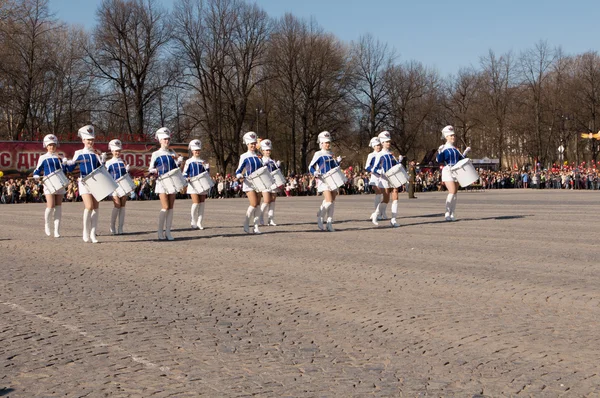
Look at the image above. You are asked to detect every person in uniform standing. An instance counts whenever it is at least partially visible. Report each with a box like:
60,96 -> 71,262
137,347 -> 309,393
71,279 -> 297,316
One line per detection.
235,131 -> 264,234
258,139 -> 281,226
183,139 -> 210,230
105,139 -> 130,235
32,134 -> 67,238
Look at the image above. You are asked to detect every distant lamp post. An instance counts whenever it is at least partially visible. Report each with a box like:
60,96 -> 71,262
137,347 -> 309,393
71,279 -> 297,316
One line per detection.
255,108 -> 263,135
558,144 -> 565,166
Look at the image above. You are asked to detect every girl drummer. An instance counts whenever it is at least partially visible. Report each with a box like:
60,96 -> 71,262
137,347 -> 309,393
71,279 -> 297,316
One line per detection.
436,125 -> 471,221
106,139 -> 130,235
371,131 -> 403,228
183,139 -> 210,230
309,131 -> 343,232
235,131 -> 264,234
148,127 -> 183,240
258,139 -> 281,226
33,134 -> 67,238
364,136 -> 384,223
64,125 -> 106,243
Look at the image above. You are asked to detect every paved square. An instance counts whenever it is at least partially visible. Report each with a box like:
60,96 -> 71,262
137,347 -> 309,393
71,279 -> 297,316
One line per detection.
1,190 -> 599,396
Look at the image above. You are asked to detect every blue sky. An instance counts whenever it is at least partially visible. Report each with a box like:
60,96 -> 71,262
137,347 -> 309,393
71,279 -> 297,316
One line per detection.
50,0 -> 600,77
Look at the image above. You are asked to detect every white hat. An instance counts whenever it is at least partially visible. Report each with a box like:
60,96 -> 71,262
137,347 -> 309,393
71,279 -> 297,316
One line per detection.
369,137 -> 381,148
108,139 -> 122,151
155,127 -> 171,141
318,131 -> 331,143
378,131 -> 391,142
43,134 -> 58,148
78,125 -> 95,140
188,139 -> 202,151
442,125 -> 455,139
260,139 -> 272,150
243,131 -> 258,144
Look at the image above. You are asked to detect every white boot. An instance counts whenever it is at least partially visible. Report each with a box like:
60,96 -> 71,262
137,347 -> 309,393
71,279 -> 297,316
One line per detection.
165,209 -> 174,241
244,206 -> 254,233
44,207 -> 53,236
259,202 -> 268,225
322,202 -> 332,231
445,194 -> 455,221
118,207 -> 126,234
390,200 -> 399,227
110,207 -> 119,235
326,202 -> 335,232
253,208 -> 261,234
190,203 -> 199,229
317,200 -> 326,230
90,209 -> 99,243
450,194 -> 457,221
371,201 -> 385,226
82,209 -> 91,243
374,194 -> 382,220
197,202 -> 205,230
268,202 -> 277,226
158,209 -> 167,240
53,206 -> 62,238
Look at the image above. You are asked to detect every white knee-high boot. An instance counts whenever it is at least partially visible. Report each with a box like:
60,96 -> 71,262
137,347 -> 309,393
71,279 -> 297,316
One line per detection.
244,206 -> 254,233
197,202 -> 205,230
118,207 -> 126,234
317,200 -> 326,230
322,201 -> 333,231
110,208 -> 119,234
268,202 -> 276,226
190,203 -> 199,228
53,206 -> 62,238
371,201 -> 385,226
165,209 -> 174,240
445,194 -> 455,221
253,207 -> 261,234
158,209 -> 167,240
374,194 -> 382,219
390,200 -> 399,227
44,207 -> 53,236
82,208 -> 91,243
90,209 -> 99,243
450,194 -> 457,220
259,202 -> 268,225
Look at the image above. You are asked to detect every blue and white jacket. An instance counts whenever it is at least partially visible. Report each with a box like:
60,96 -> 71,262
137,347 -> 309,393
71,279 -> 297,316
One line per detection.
436,143 -> 464,167
309,150 -> 339,175
149,148 -> 179,176
235,151 -> 263,176
67,148 -> 103,177
372,149 -> 398,177
262,156 -> 280,173
183,157 -> 209,178
106,157 -> 128,181
33,153 -> 65,178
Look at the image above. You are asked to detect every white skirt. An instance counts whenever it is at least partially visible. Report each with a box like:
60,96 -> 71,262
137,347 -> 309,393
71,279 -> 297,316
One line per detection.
316,179 -> 337,193
78,180 -> 91,195
442,165 -> 457,182
43,186 -> 66,195
369,175 -> 380,186
186,184 -> 208,195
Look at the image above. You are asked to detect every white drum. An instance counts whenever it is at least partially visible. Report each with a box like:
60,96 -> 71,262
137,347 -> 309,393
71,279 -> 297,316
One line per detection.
189,171 -> 214,194
115,174 -> 136,197
451,158 -> 479,187
322,167 -> 347,190
271,168 -> 286,188
82,166 -> 119,201
43,169 -> 69,195
158,168 -> 187,194
248,166 -> 275,192
385,163 -> 409,188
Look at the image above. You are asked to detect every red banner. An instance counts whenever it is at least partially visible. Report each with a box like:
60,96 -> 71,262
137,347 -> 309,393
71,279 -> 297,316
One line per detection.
0,141 -> 189,179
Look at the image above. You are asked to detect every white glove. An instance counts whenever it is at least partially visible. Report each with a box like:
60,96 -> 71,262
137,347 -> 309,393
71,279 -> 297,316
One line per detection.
236,173 -> 243,179
65,159 -> 75,166
376,168 -> 384,175
33,174 -> 40,180
275,160 -> 281,167
463,147 -> 471,157
438,145 -> 445,154
148,168 -> 157,174
100,152 -> 107,162
125,164 -> 130,172
203,162 -> 210,169
177,156 -> 184,165
62,157 -> 69,165
336,156 -> 342,163
398,155 -> 404,162
314,171 -> 321,177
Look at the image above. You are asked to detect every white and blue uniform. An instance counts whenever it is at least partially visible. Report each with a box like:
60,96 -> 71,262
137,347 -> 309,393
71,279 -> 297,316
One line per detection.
106,157 -> 128,197
365,151 -> 380,187
262,156 -> 281,192
149,148 -> 179,194
236,151 -> 263,192
67,148 -> 103,195
436,143 -> 465,182
372,149 -> 398,189
309,150 -> 341,192
33,153 -> 67,195
183,157 -> 210,194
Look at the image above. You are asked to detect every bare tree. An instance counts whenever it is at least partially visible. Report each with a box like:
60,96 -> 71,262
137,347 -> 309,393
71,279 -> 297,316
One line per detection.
89,0 -> 175,140
443,66 -> 483,148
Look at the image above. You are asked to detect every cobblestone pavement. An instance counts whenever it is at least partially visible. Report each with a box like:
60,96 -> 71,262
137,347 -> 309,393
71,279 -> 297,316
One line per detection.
1,190 -> 600,397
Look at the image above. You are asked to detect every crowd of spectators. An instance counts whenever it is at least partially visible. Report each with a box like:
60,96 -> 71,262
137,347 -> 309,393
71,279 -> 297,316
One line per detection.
3,165 -> 600,204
